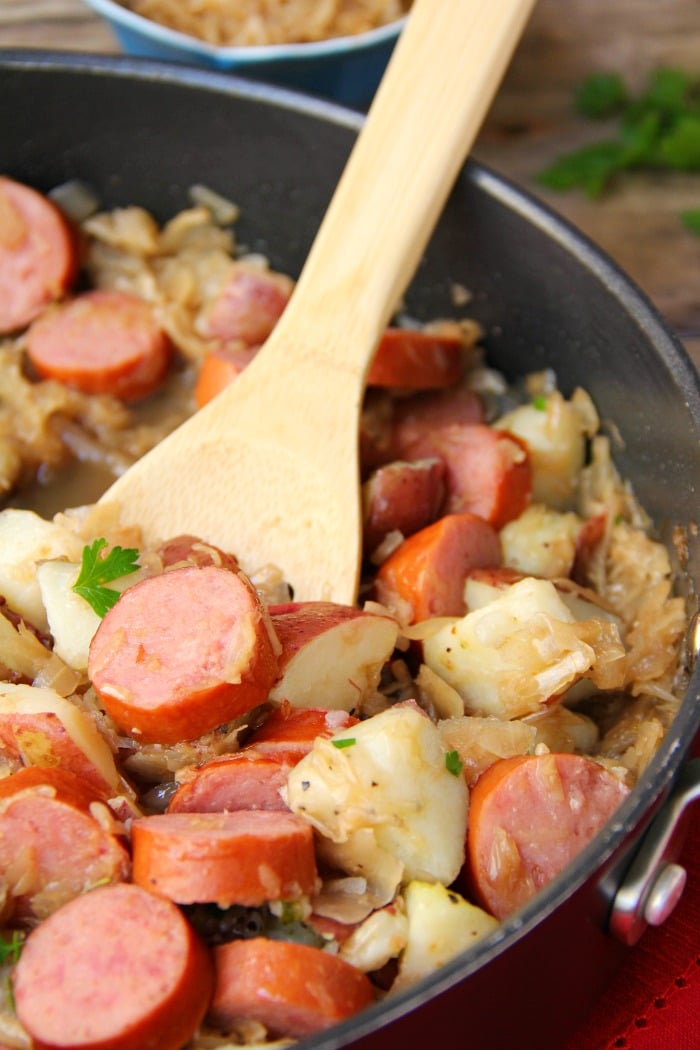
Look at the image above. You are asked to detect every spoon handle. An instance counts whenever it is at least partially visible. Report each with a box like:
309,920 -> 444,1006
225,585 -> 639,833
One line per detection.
266,0 -> 536,375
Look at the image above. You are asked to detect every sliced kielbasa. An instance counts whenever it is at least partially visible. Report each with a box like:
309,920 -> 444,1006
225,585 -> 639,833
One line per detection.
168,748 -> 296,813
389,383 -> 486,455
0,177 -> 78,334
245,702 -> 359,760
367,328 -> 464,389
401,423 -> 532,529
208,937 -> 375,1038
0,766 -> 130,922
88,565 -> 279,745
194,344 -> 257,408
131,809 -> 318,906
374,512 -> 501,622
25,289 -> 172,401
13,882 -> 214,1050
466,753 -> 630,919
202,266 -> 293,347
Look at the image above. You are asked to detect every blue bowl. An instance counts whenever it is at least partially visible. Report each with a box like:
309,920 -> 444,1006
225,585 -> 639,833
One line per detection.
81,0 -> 406,109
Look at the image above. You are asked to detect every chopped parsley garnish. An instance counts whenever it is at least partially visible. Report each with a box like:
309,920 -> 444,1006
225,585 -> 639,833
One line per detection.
532,394 -> 548,411
536,68 -> 700,233
72,538 -> 140,617
445,750 -> 463,777
331,737 -> 357,749
0,930 -> 24,965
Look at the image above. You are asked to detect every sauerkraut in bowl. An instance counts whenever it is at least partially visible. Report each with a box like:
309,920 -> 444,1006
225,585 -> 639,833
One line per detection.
0,172 -> 693,1050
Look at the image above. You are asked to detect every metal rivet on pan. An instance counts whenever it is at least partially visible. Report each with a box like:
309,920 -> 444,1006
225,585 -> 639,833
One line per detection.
643,862 -> 687,927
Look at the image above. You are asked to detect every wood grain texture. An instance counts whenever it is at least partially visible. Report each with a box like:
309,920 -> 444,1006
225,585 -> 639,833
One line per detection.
1,0 -> 698,368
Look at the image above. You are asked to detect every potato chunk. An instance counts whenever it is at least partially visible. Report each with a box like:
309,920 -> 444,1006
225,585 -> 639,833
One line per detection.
392,881 -> 498,993
499,504 -> 581,579
494,390 -> 588,510
0,510 -> 83,632
284,702 -> 468,898
423,577 -> 598,719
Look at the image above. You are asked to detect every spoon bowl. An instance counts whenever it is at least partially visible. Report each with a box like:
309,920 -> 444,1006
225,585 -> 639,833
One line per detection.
103,0 -> 536,602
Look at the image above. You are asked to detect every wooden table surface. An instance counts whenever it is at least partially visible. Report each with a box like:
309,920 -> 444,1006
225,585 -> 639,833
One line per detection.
1,0 -> 699,370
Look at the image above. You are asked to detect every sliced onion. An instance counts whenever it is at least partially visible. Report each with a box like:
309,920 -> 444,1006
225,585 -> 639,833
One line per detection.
48,179 -> 100,223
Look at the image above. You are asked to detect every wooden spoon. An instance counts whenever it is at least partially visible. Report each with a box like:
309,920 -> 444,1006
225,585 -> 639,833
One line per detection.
102,0 -> 535,603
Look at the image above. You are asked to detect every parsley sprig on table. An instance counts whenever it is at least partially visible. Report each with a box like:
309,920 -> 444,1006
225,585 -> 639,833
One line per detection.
536,68 -> 700,233
72,538 -> 140,617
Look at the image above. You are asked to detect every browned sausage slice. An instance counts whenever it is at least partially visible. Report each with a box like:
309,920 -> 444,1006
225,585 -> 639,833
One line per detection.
13,882 -> 214,1050
0,766 -> 130,922
202,266 -> 293,347
245,701 -> 359,760
208,937 -> 375,1038
131,809 -> 318,906
367,328 -> 463,389
194,344 -> 257,408
402,423 -> 532,529
168,748 -> 296,813
25,289 -> 172,400
0,177 -> 77,334
374,512 -> 501,622
467,753 -> 630,919
389,383 -> 485,454
88,565 -> 279,745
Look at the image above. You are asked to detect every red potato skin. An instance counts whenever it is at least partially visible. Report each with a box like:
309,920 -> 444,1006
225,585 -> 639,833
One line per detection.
0,709 -> 117,797
374,512 -> 502,622
208,937 -> 375,1039
466,753 -> 630,920
202,267 -> 293,347
156,533 -> 240,572
168,748 -> 296,813
88,565 -> 279,745
131,809 -> 318,906
245,700 -> 359,760
25,289 -> 172,401
269,599 -> 385,672
0,766 -> 130,922
366,327 -> 464,389
362,457 -> 446,553
0,177 -> 78,335
402,423 -> 533,529
13,882 -> 214,1050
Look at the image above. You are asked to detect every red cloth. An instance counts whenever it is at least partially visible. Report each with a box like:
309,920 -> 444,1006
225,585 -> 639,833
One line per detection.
564,788 -> 700,1050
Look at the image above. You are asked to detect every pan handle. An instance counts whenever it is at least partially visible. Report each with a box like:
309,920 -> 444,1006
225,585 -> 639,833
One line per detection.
608,757 -> 700,945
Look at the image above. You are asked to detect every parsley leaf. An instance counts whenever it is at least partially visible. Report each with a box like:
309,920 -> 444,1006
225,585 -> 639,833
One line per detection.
536,140 -> 626,198
0,930 -> 24,965
331,737 -> 356,749
445,750 -> 463,777
681,209 -> 700,235
575,72 -> 628,118
72,539 -> 140,618
656,115 -> 700,170
536,67 -> 700,225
